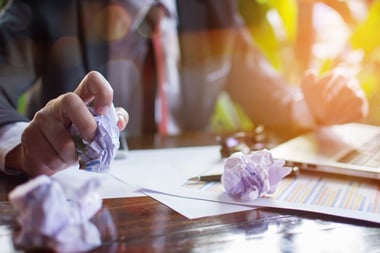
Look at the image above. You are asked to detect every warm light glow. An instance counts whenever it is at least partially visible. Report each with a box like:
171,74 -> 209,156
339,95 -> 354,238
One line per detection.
95,5 -> 131,41
310,3 -> 349,67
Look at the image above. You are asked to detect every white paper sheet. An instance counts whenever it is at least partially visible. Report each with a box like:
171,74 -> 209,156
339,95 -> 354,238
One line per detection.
109,146 -> 254,218
53,165 -> 144,199
51,158 -> 251,219
110,146 -> 225,190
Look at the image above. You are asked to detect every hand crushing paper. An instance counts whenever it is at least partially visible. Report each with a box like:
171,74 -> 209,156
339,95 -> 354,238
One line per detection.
9,175 -> 103,252
70,104 -> 120,173
14,71 -> 128,177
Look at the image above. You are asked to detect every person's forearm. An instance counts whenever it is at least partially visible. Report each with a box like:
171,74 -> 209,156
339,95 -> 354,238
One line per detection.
291,91 -> 317,130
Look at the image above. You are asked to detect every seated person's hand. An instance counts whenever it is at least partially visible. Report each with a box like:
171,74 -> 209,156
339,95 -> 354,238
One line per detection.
8,71 -> 128,177
301,69 -> 368,126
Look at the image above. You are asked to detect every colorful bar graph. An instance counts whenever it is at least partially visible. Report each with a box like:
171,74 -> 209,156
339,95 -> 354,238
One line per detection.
182,174 -> 380,215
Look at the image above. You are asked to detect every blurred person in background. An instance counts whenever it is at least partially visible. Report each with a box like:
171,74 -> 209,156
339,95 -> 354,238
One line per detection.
0,0 -> 368,176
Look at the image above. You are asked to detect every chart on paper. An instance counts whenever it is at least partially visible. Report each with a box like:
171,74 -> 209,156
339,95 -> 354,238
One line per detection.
271,175 -> 380,213
183,174 -> 380,218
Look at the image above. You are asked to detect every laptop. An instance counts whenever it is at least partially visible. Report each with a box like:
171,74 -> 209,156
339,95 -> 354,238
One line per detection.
270,123 -> 380,180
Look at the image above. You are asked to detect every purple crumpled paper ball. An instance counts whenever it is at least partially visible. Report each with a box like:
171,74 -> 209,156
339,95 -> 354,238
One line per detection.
8,175 -> 103,252
221,149 -> 291,200
70,104 -> 120,173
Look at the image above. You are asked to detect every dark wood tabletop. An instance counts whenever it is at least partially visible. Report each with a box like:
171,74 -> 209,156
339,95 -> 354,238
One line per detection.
1,132 -> 380,253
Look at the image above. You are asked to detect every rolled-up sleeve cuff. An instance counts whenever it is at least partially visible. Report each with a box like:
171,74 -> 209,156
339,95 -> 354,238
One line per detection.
0,122 -> 28,175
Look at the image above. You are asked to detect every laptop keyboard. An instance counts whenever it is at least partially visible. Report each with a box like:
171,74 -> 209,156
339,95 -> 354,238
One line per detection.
338,135 -> 380,168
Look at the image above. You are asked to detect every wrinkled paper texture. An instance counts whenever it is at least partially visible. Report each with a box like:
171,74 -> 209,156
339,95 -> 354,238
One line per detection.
71,104 -> 120,172
222,149 -> 292,200
9,175 -> 103,252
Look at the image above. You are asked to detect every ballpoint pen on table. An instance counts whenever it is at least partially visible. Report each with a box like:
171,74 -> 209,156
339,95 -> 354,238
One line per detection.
187,166 -> 300,182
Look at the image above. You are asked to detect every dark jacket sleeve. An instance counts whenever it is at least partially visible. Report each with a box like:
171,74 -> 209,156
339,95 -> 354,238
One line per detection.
0,0 -> 42,126
0,0 -> 87,125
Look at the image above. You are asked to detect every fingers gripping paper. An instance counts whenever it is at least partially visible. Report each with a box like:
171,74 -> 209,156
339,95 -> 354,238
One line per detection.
70,104 -> 120,173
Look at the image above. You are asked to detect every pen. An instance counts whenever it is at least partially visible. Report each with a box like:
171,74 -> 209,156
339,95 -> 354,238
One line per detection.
188,174 -> 222,182
188,166 -> 300,182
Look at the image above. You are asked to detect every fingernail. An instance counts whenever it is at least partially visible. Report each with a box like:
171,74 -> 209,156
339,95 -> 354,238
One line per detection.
96,105 -> 109,115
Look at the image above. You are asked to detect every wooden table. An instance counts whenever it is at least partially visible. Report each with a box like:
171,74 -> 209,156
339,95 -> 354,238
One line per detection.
1,132 -> 380,252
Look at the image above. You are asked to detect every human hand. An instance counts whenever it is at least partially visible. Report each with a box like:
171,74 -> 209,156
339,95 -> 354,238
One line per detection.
16,71 -> 128,177
301,69 -> 368,126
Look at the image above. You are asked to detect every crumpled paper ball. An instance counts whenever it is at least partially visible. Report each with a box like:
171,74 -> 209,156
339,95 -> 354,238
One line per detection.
71,104 -> 120,173
8,175 -> 103,252
221,149 -> 292,200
